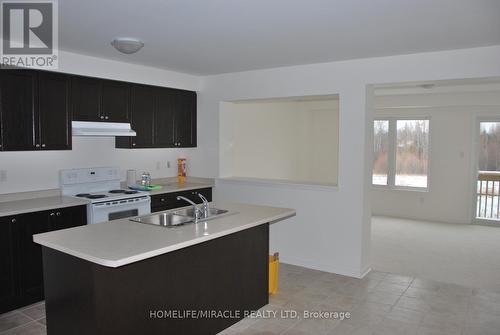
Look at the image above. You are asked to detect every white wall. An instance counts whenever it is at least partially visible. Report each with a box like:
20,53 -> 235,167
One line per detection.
0,50 -> 203,194
200,46 -> 500,278
220,99 -> 339,184
371,91 -> 500,224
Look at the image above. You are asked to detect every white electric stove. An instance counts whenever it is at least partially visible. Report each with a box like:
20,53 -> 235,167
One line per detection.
60,167 -> 151,224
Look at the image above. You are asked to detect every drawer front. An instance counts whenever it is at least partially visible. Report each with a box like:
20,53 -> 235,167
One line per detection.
151,193 -> 175,212
182,188 -> 212,203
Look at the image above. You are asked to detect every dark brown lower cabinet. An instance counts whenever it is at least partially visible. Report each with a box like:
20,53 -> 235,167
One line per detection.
151,188 -> 212,213
42,223 -> 269,335
0,205 -> 87,314
0,216 -> 17,313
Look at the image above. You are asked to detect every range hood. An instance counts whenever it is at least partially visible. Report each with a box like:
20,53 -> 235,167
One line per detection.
72,121 -> 136,137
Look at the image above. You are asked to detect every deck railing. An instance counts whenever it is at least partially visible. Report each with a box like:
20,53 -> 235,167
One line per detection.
477,171 -> 500,220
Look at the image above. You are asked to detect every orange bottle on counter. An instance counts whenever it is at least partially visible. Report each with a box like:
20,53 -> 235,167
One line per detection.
177,158 -> 186,184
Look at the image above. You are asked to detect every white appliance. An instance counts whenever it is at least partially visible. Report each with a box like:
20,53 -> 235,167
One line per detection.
72,121 -> 137,137
60,167 -> 151,224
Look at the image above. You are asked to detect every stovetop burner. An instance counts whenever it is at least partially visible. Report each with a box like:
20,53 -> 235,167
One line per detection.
75,193 -> 91,197
109,189 -> 139,195
109,189 -> 127,193
124,190 -> 138,194
86,194 -> 108,199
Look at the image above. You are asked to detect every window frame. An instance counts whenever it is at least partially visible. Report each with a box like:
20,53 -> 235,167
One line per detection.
372,116 -> 431,191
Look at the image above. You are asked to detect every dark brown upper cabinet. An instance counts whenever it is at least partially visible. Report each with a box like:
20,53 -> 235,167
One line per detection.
71,77 -> 129,123
38,72 -> 71,150
0,69 -> 194,151
173,89 -> 197,148
0,70 -> 70,151
0,70 -> 37,151
116,85 -> 155,148
71,76 -> 101,122
154,88 -> 176,147
116,85 -> 196,149
101,81 -> 130,122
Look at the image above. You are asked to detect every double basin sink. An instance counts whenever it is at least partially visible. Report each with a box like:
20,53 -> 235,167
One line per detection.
131,207 -> 228,228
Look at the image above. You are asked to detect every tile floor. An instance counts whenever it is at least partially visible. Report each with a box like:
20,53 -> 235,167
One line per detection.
2,264 -> 500,334
0,302 -> 46,335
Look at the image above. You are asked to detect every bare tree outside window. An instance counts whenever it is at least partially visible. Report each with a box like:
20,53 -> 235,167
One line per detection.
395,120 -> 429,188
373,120 -> 389,185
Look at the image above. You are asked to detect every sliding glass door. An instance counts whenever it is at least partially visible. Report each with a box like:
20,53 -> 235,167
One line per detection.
476,121 -> 500,222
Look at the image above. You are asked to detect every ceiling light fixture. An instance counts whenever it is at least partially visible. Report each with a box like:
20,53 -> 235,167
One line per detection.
111,38 -> 144,54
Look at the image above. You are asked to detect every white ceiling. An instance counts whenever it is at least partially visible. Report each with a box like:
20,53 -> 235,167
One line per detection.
59,0 -> 500,75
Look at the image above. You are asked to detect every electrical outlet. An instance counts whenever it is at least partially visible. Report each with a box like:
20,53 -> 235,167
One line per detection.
0,170 -> 6,182
166,161 -> 171,168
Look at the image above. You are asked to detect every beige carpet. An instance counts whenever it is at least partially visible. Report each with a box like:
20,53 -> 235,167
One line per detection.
372,216 -> 500,292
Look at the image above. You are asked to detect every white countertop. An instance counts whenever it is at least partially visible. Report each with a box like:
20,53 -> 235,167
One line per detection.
0,176 -> 214,217
0,196 -> 90,217
33,202 -> 295,268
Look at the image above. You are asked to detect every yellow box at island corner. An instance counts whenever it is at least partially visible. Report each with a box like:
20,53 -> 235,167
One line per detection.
268,254 -> 279,295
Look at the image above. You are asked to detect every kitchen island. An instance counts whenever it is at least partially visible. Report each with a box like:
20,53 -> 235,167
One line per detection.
33,202 -> 295,335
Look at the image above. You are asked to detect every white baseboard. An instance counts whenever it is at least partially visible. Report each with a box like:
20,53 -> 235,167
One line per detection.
279,255 -> 370,279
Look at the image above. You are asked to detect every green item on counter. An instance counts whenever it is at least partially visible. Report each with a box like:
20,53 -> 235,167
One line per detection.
128,185 -> 163,191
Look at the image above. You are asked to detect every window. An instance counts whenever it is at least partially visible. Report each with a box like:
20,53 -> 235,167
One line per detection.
373,118 -> 430,189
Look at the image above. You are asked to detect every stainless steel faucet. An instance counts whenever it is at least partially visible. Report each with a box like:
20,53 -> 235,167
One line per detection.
197,193 -> 210,218
176,196 -> 202,221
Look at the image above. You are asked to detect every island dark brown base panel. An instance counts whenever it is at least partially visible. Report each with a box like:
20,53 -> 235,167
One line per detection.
41,224 -> 269,335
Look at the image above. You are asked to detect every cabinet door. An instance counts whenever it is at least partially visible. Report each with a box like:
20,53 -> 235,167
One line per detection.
129,85 -> 155,148
102,81 -> 129,122
16,211 -> 49,304
48,206 -> 87,231
174,90 -> 197,147
0,216 -> 18,314
0,70 -> 37,151
38,72 -> 71,150
155,88 -> 176,147
71,76 -> 102,121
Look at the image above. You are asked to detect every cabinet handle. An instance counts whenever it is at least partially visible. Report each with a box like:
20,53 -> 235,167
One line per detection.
50,212 -> 55,217
132,143 -> 136,147
100,115 -> 104,119
35,144 -> 40,148
41,144 -> 46,148
56,212 -> 61,216
11,218 -> 16,223
160,198 -> 165,202
105,116 -> 109,120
